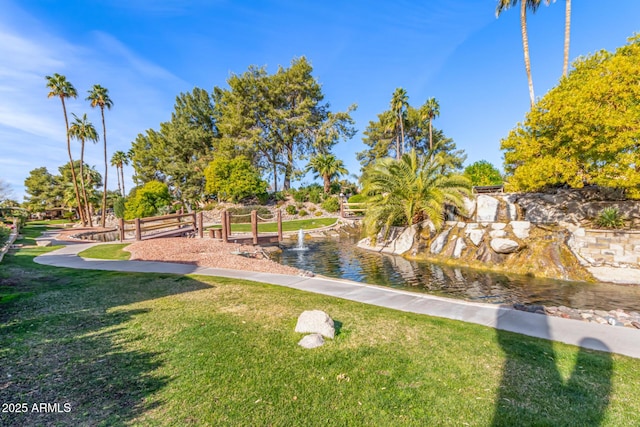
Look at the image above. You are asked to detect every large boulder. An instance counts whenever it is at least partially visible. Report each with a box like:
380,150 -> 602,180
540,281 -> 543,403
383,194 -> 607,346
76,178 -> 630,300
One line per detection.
295,310 -> 335,339
490,238 -> 520,254
510,221 -> 531,239
430,227 -> 452,254
476,195 -> 499,222
453,237 -> 466,258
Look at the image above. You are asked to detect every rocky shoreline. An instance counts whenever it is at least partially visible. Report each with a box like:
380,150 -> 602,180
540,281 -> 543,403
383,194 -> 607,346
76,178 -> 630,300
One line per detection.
513,303 -> 640,329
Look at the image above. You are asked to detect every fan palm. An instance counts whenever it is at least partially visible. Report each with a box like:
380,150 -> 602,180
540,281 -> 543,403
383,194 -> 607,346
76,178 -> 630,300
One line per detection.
111,151 -> 129,197
69,113 -> 99,227
305,153 -> 348,194
496,0 -> 549,109
46,73 -> 85,224
87,84 -> 113,227
362,149 -> 471,240
390,88 -> 409,159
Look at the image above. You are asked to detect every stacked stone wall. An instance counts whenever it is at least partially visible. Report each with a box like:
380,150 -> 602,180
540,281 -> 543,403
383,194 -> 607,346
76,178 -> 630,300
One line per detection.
571,228 -> 640,267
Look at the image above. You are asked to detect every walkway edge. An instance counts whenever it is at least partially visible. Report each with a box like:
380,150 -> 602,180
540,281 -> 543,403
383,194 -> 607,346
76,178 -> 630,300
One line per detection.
34,244 -> 640,359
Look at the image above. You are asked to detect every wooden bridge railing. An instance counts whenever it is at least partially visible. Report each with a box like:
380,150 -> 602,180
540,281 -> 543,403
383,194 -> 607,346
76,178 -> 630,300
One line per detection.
207,209 -> 283,245
119,212 -> 199,241
340,201 -> 367,218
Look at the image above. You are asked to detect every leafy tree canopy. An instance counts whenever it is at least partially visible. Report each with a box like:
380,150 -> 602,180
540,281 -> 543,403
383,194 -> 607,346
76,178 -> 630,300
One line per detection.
204,156 -> 268,203
124,181 -> 171,219
464,161 -> 503,186
502,35 -> 640,197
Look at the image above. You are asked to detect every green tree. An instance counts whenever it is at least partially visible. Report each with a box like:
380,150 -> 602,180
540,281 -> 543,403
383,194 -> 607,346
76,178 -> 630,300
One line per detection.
305,153 -> 348,194
110,151 -> 130,197
204,156 -> 268,203
215,57 -> 356,191
46,73 -> 85,224
124,181 -> 171,219
501,35 -> 640,196
496,0 -> 550,108
361,150 -> 471,239
421,97 -> 440,150
390,88 -> 409,158
23,167 -> 63,213
87,84 -> 113,226
68,113 -> 99,226
464,161 -> 503,186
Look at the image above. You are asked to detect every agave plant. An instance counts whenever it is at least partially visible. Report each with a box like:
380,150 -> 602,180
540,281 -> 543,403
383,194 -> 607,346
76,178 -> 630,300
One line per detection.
595,207 -> 625,229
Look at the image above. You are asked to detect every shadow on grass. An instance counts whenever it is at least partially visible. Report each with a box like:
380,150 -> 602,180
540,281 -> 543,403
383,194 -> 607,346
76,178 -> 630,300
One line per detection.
493,313 -> 613,426
0,248 -> 213,426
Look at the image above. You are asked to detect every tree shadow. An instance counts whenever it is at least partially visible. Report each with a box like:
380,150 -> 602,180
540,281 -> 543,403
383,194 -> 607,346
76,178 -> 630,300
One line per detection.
493,313 -> 613,426
0,254 -> 214,426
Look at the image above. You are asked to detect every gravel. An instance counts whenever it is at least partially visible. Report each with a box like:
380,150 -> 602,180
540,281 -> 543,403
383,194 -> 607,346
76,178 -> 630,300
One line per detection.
125,237 -> 304,276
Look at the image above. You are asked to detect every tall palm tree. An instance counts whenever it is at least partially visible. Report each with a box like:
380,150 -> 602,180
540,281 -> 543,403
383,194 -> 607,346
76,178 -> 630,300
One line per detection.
111,151 -> 129,197
496,0 -> 549,109
69,113 -> 99,227
87,85 -> 113,227
362,149 -> 471,240
46,73 -> 85,224
422,98 -> 440,151
305,153 -> 348,194
563,0 -> 571,77
390,88 -> 409,159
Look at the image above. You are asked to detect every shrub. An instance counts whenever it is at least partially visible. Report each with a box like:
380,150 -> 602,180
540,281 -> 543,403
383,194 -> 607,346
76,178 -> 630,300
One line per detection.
124,181 -> 171,220
314,211 -> 323,217
113,196 -> 126,219
308,187 -> 323,204
348,194 -> 366,204
298,209 -> 308,217
273,191 -> 287,202
292,189 -> 308,203
296,203 -> 304,209
595,207 -> 625,229
308,206 -> 316,212
202,201 -> 218,211
321,196 -> 340,213
286,205 -> 298,215
204,156 -> 268,202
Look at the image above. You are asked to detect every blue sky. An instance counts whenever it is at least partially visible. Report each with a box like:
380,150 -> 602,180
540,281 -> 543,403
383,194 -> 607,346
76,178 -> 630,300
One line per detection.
2,0 -> 640,201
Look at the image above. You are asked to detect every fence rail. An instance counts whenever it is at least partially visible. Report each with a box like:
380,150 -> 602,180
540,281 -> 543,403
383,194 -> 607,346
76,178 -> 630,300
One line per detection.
340,201 -> 367,218
119,212 -> 199,241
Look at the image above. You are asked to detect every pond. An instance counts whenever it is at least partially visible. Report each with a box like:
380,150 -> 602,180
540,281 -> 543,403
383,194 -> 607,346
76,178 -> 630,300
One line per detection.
273,234 -> 640,312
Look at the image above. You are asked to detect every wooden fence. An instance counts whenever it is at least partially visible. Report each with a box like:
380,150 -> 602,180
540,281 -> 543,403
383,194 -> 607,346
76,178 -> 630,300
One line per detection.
119,212 -> 200,241
340,201 -> 367,218
209,209 -> 283,245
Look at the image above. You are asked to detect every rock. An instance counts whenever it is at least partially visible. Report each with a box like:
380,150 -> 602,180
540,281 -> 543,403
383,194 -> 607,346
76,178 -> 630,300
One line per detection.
510,221 -> 531,239
453,237 -> 466,259
389,225 -> 417,255
476,195 -> 499,222
631,321 -> 640,329
490,238 -> 520,254
491,223 -> 507,230
298,333 -> 325,349
430,227 -> 451,255
295,310 -> 335,339
462,197 -> 476,219
466,228 -> 485,246
489,230 -> 507,238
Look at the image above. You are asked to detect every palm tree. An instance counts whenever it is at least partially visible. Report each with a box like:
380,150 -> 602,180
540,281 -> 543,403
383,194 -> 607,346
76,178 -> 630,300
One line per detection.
496,0 -> 549,109
422,98 -> 440,151
111,151 -> 129,197
362,149 -> 471,240
46,73 -> 85,224
305,153 -> 348,194
69,113 -> 99,227
87,85 -> 113,227
563,0 -> 571,77
390,88 -> 409,159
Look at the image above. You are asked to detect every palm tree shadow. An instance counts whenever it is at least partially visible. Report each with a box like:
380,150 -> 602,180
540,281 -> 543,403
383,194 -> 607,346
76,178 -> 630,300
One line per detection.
493,312 -> 613,426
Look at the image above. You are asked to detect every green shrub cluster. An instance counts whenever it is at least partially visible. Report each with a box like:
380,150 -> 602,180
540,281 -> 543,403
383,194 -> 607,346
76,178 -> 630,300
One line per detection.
285,205 -> 298,215
321,196 -> 340,213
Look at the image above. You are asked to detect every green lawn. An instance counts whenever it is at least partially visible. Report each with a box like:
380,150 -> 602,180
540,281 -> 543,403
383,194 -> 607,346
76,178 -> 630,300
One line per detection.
0,225 -> 638,426
209,217 -> 337,233
78,243 -> 131,260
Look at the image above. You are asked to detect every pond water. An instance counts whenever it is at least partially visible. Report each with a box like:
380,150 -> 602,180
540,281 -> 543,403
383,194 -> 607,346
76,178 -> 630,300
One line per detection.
273,235 -> 640,312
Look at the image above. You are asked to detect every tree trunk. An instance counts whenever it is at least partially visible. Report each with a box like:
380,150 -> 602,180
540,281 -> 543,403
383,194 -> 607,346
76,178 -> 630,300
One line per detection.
429,118 -> 434,151
395,135 -> 400,160
563,0 -> 571,78
79,141 -> 93,227
120,165 -> 126,197
61,97 -> 86,225
283,142 -> 293,190
399,116 -> 405,156
323,175 -> 330,194
100,107 -> 108,227
520,1 -> 535,109
115,166 -> 122,197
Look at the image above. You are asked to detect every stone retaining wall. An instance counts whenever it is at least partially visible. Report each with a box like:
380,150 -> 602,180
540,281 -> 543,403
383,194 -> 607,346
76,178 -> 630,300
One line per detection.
571,228 -> 640,267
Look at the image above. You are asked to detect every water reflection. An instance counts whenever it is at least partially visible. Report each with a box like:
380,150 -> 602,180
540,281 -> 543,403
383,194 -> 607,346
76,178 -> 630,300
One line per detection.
274,235 -> 640,312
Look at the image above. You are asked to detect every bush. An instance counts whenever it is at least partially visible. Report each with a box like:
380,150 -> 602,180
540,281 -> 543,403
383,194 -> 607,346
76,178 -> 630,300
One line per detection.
273,191 -> 287,202
314,211 -> 323,217
285,205 -> 298,215
298,209 -> 308,217
348,194 -> 366,203
113,196 -> 126,219
202,201 -> 218,211
308,188 -> 323,204
296,203 -> 304,209
292,189 -> 308,203
204,156 -> 268,202
595,207 -> 625,229
124,181 -> 171,220
321,196 -> 340,213
308,206 -> 316,212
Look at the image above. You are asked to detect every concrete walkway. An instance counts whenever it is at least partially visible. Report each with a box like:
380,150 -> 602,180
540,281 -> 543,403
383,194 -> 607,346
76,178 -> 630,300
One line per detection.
34,242 -> 640,359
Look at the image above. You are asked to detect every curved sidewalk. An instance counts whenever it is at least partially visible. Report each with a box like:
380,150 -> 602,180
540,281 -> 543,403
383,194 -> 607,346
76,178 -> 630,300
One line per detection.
35,243 -> 640,359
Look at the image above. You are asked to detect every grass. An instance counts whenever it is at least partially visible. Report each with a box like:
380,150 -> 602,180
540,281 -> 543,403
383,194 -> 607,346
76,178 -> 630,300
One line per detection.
0,225 -> 639,426
78,243 -> 131,260
208,217 -> 337,233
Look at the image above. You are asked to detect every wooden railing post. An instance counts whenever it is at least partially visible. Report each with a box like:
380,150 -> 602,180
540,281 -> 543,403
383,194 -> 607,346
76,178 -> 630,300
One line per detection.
119,218 -> 125,241
197,211 -> 203,238
277,209 -> 283,242
251,210 -> 258,245
221,210 -> 229,243
340,199 -> 344,218
134,218 -> 141,241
